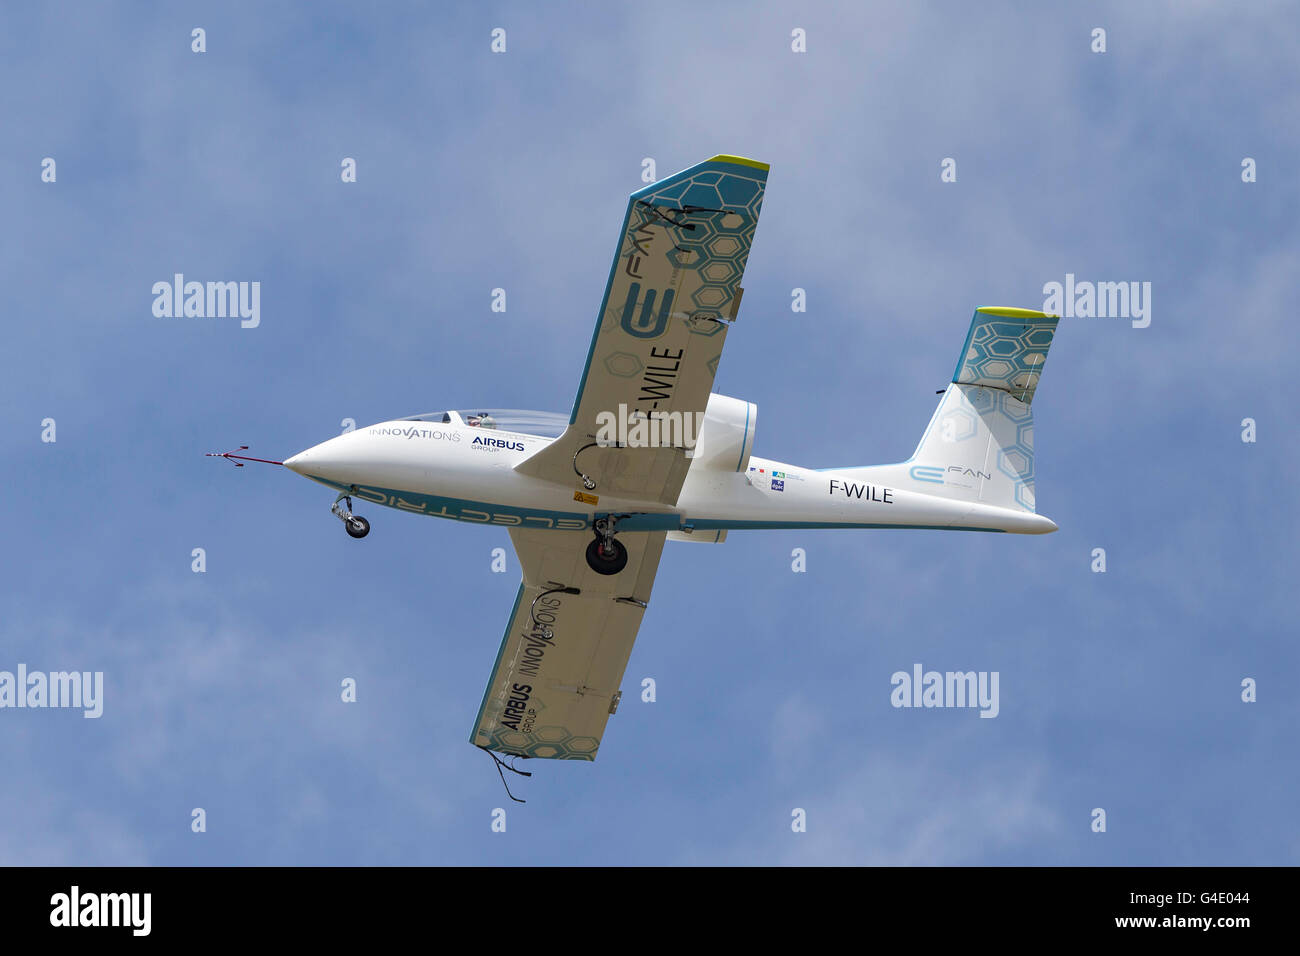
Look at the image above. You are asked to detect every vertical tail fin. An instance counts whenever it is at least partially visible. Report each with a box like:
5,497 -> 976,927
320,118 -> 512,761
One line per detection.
848,307 -> 1060,514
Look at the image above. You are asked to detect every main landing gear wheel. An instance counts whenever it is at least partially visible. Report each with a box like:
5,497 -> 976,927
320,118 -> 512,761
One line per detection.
345,516 -> 370,539
585,536 -> 627,575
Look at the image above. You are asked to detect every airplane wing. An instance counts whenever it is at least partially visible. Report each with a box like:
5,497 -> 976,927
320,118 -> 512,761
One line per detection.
514,155 -> 768,505
469,527 -> 667,760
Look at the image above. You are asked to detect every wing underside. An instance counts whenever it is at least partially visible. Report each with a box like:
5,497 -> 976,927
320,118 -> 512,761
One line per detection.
472,156 -> 767,761
469,528 -> 666,760
514,155 -> 768,506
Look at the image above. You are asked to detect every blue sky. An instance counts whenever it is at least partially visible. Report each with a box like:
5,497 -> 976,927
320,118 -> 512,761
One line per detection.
3,1 -> 1297,864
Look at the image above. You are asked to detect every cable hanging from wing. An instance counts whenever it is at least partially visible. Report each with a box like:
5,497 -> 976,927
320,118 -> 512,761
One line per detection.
482,747 -> 532,804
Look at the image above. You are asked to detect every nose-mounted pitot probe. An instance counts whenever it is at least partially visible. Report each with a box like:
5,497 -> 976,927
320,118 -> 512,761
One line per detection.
205,445 -> 283,468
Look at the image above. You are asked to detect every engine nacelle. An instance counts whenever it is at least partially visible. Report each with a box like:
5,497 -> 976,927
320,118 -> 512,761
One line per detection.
689,393 -> 757,473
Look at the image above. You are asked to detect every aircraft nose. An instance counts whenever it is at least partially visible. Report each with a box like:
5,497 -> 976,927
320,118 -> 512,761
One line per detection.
281,432 -> 369,484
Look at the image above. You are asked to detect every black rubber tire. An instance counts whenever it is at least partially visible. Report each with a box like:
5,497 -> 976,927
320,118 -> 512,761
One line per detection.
585,536 -> 628,575
345,516 -> 370,539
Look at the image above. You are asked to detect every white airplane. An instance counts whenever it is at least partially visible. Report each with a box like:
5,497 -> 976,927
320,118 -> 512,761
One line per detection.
248,155 -> 1062,766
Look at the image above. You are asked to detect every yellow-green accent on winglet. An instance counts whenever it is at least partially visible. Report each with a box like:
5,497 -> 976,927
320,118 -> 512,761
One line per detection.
709,154 -> 770,171
976,306 -> 1059,319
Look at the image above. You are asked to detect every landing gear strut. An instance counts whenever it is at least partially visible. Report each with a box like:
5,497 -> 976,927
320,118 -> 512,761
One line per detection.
585,516 -> 628,575
331,488 -> 370,539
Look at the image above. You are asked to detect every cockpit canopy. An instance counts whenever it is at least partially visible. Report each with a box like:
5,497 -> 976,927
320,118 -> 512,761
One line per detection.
400,409 -> 569,438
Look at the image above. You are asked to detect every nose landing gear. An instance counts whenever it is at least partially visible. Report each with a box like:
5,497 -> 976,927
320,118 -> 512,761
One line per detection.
331,489 -> 370,539
585,516 -> 628,575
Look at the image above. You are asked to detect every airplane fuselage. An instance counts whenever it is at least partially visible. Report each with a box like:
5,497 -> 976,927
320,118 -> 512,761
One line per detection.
283,417 -> 1057,536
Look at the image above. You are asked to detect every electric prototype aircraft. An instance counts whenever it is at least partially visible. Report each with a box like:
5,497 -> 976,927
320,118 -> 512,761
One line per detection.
267,155 -> 1063,763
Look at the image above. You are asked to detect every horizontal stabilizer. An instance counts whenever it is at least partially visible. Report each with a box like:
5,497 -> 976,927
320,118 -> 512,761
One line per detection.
952,307 -> 1059,405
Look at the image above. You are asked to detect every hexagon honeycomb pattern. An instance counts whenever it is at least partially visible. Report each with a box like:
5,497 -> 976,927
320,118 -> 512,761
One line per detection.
954,312 -> 1059,404
484,725 -> 602,761
631,159 -> 765,323
931,384 -> 1038,512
